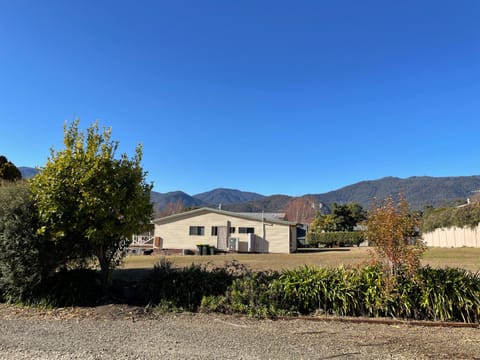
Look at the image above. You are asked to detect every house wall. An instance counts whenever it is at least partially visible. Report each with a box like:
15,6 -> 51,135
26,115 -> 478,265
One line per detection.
154,212 -> 294,253
290,225 -> 298,253
423,225 -> 480,248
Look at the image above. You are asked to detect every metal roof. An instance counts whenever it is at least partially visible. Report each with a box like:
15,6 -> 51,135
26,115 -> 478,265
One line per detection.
153,207 -> 297,226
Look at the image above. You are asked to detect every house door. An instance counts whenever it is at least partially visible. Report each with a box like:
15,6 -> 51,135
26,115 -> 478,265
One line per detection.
217,226 -> 228,251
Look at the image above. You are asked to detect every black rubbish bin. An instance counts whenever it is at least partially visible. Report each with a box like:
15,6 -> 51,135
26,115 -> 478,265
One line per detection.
202,244 -> 210,256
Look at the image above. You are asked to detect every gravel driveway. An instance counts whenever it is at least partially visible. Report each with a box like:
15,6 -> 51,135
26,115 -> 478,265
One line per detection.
0,304 -> 479,359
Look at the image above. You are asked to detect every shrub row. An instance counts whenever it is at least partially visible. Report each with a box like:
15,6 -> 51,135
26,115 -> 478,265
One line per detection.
307,231 -> 365,247
201,265 -> 480,323
423,203 -> 480,233
0,269 -> 102,307
1,262 -> 478,323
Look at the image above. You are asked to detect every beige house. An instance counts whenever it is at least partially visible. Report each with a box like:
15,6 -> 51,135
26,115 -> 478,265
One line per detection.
153,207 -> 298,254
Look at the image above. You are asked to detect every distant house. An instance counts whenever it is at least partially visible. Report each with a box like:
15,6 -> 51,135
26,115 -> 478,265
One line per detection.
153,207 -> 297,254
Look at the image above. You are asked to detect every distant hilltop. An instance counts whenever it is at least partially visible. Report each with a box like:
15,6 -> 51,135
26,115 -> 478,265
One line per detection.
19,167 -> 39,179
19,167 -> 480,213
151,175 -> 480,214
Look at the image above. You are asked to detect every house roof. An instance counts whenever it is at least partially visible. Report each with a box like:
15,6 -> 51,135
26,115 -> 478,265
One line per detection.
153,207 -> 297,226
235,212 -> 286,221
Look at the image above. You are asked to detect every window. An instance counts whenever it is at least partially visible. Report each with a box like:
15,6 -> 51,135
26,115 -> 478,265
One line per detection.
239,227 -> 254,234
212,227 -> 235,236
211,226 -> 218,236
189,226 -> 205,236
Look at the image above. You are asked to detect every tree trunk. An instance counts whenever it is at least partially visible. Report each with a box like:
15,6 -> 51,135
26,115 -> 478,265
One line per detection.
96,245 -> 111,298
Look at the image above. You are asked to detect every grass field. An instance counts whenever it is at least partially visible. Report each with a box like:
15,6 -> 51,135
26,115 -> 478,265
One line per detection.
121,247 -> 480,272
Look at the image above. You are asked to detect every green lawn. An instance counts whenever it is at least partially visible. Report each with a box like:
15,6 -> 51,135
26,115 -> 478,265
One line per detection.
120,247 -> 480,272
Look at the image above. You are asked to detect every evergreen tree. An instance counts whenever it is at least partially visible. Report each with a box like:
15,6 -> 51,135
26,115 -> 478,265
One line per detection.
30,120 -> 153,289
0,156 -> 22,182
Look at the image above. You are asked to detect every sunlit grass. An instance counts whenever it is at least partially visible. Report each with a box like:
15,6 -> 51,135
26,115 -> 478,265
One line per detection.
121,247 -> 480,272
422,247 -> 480,271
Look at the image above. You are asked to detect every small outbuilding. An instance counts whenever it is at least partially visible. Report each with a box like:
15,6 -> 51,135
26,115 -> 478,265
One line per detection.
153,207 -> 297,254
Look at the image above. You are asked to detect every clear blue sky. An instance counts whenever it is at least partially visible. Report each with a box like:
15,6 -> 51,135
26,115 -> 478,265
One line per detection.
1,1 -> 479,196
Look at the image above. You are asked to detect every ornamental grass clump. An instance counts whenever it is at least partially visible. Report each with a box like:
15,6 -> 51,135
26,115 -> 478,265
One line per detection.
281,265 -> 480,322
279,265 -> 395,318
414,267 -> 480,323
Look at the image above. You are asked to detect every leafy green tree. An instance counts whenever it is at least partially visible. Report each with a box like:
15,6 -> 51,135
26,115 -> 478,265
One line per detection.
346,203 -> 367,228
0,156 -> 22,181
310,213 -> 337,233
30,120 -> 153,288
309,203 -> 365,233
331,203 -> 366,231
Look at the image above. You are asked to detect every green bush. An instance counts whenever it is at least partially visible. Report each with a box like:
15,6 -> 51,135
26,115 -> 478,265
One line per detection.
307,231 -> 364,247
37,269 -> 103,307
226,271 -> 285,318
0,182 -> 48,303
0,181 -> 93,305
423,203 -> 480,233
200,269 -> 286,318
140,259 -> 235,311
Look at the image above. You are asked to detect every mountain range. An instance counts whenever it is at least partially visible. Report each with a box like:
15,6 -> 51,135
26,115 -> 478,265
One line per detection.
18,167 -> 480,214
18,167 -> 39,179
151,175 -> 480,214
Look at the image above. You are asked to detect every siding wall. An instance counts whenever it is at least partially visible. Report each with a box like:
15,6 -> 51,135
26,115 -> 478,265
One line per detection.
154,212 -> 294,253
423,226 -> 480,248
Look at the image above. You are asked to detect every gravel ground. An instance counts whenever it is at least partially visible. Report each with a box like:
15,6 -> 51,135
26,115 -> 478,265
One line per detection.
0,304 -> 479,359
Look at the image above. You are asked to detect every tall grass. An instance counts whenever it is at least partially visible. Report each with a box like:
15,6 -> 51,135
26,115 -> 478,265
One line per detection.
201,265 -> 480,322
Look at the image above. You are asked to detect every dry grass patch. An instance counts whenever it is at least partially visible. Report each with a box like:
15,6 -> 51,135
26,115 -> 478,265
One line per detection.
121,247 -> 480,272
121,248 -> 370,272
422,247 -> 480,272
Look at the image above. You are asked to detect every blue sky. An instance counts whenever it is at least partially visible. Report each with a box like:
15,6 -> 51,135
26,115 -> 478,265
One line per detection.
1,1 -> 479,196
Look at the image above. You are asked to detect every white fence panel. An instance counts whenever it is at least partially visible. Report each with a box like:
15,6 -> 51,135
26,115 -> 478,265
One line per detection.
423,225 -> 480,248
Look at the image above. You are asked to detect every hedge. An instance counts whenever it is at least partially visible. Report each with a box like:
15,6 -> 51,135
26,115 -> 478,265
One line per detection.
423,203 -> 480,233
201,265 -> 480,323
307,231 -> 364,247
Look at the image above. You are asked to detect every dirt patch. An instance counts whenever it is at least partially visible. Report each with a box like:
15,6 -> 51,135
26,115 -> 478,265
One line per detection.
0,304 -> 478,359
